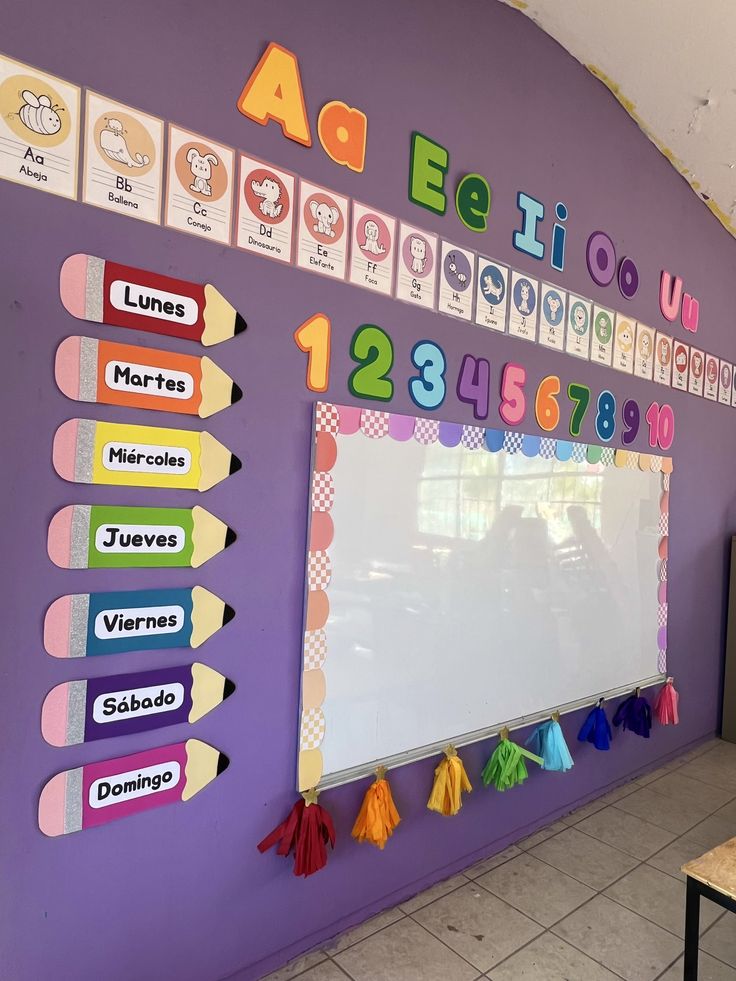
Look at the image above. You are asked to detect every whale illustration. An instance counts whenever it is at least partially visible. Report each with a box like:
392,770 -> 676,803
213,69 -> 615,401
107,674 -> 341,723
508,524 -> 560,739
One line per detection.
99,118 -> 150,169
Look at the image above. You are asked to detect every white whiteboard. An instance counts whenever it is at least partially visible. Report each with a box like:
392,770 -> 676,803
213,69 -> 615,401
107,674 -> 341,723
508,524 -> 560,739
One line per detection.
298,405 -> 668,791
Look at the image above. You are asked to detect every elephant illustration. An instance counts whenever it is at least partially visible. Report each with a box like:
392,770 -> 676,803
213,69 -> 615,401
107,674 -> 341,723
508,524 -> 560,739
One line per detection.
310,200 -> 340,237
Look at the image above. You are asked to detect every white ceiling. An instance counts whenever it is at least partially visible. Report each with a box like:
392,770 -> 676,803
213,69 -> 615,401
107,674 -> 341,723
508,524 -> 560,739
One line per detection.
501,0 -> 736,238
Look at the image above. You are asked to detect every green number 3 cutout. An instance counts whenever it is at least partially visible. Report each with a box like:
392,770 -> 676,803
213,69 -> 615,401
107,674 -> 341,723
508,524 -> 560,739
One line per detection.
349,325 -> 394,402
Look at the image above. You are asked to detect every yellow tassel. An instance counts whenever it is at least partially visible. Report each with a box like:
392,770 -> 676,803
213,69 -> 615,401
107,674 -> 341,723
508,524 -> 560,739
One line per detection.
427,745 -> 472,816
352,767 -> 401,849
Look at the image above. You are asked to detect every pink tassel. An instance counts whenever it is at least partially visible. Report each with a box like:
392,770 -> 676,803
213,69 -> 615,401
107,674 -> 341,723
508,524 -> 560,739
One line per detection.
654,678 -> 679,725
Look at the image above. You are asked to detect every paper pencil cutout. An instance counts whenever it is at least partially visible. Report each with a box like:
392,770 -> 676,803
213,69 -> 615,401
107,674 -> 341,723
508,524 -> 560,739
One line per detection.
52,418 -> 241,491
41,663 -> 235,746
60,254 -> 246,346
55,336 -> 242,418
44,585 -> 234,658
38,739 -> 228,836
47,504 -> 235,569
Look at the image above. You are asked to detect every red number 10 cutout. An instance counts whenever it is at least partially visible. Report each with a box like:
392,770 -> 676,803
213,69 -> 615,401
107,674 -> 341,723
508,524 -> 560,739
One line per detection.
645,401 -> 675,450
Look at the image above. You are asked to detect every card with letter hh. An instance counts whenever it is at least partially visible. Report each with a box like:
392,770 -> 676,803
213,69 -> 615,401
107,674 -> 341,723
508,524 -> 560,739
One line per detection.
83,91 -> 163,223
718,361 -> 732,405
591,306 -> 614,365
165,124 -> 234,245
297,179 -> 349,280
688,347 -> 704,396
38,739 -> 228,836
704,354 -> 719,401
612,314 -> 635,373
565,295 -> 592,359
236,154 -> 295,263
538,285 -> 566,351
437,241 -> 474,320
634,323 -> 655,379
349,202 -> 396,296
0,54 -> 80,199
475,257 -> 509,332
653,332 -> 673,386
672,341 -> 689,391
509,272 -> 539,341
396,222 -> 438,309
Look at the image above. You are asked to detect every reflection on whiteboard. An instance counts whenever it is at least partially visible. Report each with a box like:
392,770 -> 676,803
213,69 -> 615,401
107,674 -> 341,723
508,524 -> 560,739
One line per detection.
300,406 -> 667,788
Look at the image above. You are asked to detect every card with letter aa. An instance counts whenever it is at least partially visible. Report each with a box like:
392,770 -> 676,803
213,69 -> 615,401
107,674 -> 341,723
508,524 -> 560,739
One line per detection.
236,153 -> 295,264
591,306 -> 614,366
634,323 -> 655,379
39,739 -> 228,836
396,222 -> 438,309
0,54 -> 80,199
704,354 -> 719,400
55,336 -> 241,418
672,341 -> 689,391
653,332 -> 673,386
42,662 -> 235,746
349,202 -> 396,297
45,585 -> 234,658
565,295 -> 591,359
165,124 -> 234,245
437,241 -> 474,320
47,503 -> 235,569
475,257 -> 509,332
508,272 -> 538,341
52,418 -> 240,491
538,284 -> 566,351
688,346 -> 704,396
296,178 -> 349,280
612,314 -> 635,373
718,361 -> 732,405
82,91 -> 163,224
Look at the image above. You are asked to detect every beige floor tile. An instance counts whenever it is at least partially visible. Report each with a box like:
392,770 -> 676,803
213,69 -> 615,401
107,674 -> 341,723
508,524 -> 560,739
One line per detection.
687,812 -> 736,851
676,739 -> 721,763
597,782 -> 638,803
325,908 -> 404,954
647,835 -> 717,881
284,963 -> 350,981
648,771 -> 735,812
261,950 -> 328,981
632,765 -> 678,788
679,757 -> 736,793
412,881 -> 542,972
398,873 -> 468,914
334,917 -> 478,981
701,915 -> 736,968
465,845 -> 523,879
552,895 -> 682,981
613,786 -> 712,835
604,863 -> 722,938
517,821 -> 567,850
529,826 -> 638,890
477,852 -> 595,927
658,951 -> 736,980
559,797 -> 608,825
486,932 -> 621,980
576,805 -> 676,859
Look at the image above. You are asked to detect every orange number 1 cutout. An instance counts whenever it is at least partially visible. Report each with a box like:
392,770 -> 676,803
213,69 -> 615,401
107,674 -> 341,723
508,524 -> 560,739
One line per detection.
294,313 -> 331,393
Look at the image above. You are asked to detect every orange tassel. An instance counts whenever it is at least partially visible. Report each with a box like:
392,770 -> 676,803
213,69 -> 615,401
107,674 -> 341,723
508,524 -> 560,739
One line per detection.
654,677 -> 680,725
427,745 -> 472,816
352,767 -> 401,849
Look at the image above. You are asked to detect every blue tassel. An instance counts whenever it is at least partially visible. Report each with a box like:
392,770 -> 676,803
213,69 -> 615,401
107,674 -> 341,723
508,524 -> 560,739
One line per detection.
527,719 -> 574,772
613,691 -> 652,738
577,702 -> 612,751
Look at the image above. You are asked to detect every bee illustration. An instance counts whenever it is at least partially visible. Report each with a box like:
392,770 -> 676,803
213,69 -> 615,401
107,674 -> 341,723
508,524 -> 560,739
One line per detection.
17,89 -> 64,136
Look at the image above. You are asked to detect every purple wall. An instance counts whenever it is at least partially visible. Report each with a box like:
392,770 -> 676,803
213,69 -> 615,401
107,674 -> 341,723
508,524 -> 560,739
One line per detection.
1,1 -> 733,978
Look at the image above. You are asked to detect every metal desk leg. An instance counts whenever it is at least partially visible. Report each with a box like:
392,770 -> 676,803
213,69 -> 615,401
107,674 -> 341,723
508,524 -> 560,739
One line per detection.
684,876 -> 700,980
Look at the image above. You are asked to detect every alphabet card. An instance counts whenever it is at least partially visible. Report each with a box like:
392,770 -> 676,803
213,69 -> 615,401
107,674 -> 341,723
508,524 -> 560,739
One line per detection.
671,341 -> 689,391
297,178 -> 349,280
732,369 -> 736,408
236,153 -> 295,264
688,346 -> 705,396
437,241 -> 474,320
538,284 -> 567,351
396,222 -> 438,309
565,294 -> 592,359
508,272 -> 539,341
634,323 -> 655,379
704,354 -> 719,401
82,92 -> 163,224
349,202 -> 396,296
0,54 -> 80,199
653,332 -> 673,386
591,305 -> 614,366
718,360 -> 732,405
165,124 -> 234,245
612,314 -> 635,373
475,256 -> 509,332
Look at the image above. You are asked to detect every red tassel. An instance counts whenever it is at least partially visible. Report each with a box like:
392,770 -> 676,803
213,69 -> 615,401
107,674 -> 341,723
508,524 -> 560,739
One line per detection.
654,677 -> 679,725
258,790 -> 335,877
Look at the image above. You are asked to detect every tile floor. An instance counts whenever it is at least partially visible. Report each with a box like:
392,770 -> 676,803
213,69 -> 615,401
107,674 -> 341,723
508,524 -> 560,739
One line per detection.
262,738 -> 736,981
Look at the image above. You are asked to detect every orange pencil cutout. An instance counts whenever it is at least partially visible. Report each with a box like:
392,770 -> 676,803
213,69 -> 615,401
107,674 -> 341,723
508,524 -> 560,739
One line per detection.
55,336 -> 242,418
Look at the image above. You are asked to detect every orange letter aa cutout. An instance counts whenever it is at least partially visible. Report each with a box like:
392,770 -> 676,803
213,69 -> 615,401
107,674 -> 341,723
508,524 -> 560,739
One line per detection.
318,101 -> 367,173
237,42 -> 312,147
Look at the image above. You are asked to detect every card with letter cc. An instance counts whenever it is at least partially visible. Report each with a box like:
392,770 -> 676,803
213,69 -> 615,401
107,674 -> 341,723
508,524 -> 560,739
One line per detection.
60,253 -> 246,345
41,662 -> 235,746
47,503 -> 236,569
38,739 -> 228,836
44,585 -> 234,658
55,336 -> 242,417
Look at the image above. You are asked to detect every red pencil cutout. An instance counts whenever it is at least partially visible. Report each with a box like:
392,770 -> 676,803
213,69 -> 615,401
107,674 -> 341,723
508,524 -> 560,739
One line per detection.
60,254 -> 247,346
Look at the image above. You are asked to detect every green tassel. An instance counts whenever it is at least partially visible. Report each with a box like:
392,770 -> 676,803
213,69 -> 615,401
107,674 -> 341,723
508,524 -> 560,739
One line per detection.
482,737 -> 544,791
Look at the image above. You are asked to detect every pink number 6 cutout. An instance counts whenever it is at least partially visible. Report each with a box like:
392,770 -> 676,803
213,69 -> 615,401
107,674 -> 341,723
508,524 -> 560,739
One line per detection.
500,363 -> 527,426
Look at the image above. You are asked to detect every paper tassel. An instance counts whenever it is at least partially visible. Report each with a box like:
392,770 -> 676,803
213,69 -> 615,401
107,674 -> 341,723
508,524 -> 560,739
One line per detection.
427,745 -> 472,816
527,717 -> 574,771
613,690 -> 652,738
482,728 -> 544,791
257,789 -> 335,877
654,678 -> 679,726
577,701 -> 612,750
352,767 -> 401,848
